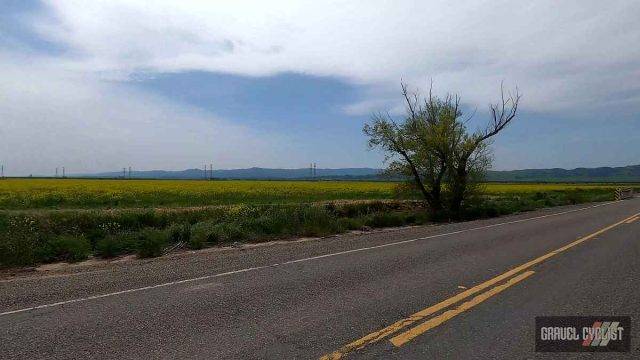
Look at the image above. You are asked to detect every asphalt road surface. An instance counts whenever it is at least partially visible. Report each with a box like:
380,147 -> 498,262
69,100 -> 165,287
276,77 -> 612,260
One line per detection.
2,198 -> 639,359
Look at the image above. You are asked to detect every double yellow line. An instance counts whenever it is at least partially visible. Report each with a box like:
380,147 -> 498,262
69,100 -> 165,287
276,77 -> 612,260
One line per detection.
320,212 -> 639,359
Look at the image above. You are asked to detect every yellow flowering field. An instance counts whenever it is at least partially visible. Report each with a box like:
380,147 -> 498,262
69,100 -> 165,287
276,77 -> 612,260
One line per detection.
0,178 -> 632,210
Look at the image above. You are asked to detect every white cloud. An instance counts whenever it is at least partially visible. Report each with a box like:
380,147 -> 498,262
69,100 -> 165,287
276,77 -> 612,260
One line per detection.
2,1 -> 639,174
30,0 -> 640,112
0,53 -> 289,176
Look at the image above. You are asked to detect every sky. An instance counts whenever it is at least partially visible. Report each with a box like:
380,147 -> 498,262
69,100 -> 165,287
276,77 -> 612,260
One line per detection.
0,0 -> 638,176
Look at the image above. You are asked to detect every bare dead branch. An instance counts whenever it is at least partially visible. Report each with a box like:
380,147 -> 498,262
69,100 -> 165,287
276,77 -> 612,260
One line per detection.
401,82 -> 419,120
478,82 -> 521,144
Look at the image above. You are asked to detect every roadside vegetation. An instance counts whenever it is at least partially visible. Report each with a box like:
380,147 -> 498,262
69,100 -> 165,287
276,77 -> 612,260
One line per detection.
0,181 -> 636,268
0,201 -> 429,267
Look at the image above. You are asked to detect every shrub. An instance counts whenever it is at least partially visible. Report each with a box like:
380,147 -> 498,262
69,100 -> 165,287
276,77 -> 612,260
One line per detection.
0,232 -> 40,268
40,234 -> 91,263
190,221 -> 221,247
218,223 -> 249,242
411,211 -> 431,224
187,231 -> 207,250
117,211 -> 147,230
241,215 -> 287,235
337,217 -> 364,231
85,228 -> 107,246
168,222 -> 191,243
565,190 -> 586,205
190,221 -> 251,247
365,212 -> 406,228
136,228 -> 168,258
95,232 -> 139,258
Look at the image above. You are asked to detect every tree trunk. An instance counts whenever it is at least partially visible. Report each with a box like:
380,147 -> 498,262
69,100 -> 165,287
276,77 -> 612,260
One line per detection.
429,159 -> 447,214
430,185 -> 443,213
399,150 -> 435,208
450,162 -> 468,219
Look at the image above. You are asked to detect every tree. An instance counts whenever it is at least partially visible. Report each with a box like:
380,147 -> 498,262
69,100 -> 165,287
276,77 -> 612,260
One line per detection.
363,81 -> 520,217
363,82 -> 461,213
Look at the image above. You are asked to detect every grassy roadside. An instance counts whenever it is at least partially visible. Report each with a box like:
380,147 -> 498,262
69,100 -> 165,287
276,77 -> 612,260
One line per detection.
0,187 -> 627,269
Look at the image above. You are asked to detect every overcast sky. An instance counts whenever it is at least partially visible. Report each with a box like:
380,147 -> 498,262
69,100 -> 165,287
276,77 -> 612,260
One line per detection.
1,0 -> 638,175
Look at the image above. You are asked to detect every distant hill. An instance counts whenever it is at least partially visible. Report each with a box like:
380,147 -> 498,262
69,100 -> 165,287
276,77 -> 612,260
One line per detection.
80,164 -> 640,182
83,167 -> 384,180
486,164 -> 640,182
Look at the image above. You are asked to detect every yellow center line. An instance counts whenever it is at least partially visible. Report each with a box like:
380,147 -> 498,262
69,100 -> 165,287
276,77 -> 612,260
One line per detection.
390,270 -> 536,347
319,212 -> 639,359
624,216 -> 639,224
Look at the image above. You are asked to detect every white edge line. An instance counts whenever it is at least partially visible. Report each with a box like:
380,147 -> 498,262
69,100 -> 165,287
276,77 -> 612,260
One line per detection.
0,201 -> 619,317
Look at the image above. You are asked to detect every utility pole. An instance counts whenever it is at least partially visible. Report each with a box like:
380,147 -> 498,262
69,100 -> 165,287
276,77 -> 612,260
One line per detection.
62,167 -> 65,178
209,163 -> 213,180
128,167 -> 132,179
313,163 -> 317,178
55,167 -> 58,178
1,164 -> 3,179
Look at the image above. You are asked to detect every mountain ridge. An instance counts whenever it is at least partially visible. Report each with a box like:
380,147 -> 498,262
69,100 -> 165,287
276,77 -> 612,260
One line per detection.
79,164 -> 640,182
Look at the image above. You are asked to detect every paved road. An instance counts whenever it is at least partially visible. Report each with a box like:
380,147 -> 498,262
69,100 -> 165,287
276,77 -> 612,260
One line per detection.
1,198 -> 639,359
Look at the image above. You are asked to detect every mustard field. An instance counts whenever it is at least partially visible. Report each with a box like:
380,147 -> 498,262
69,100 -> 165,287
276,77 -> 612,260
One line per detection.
0,178 -> 632,210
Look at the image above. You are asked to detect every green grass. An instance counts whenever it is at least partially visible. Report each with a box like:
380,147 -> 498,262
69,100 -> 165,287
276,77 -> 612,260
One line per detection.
0,201 -> 426,268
